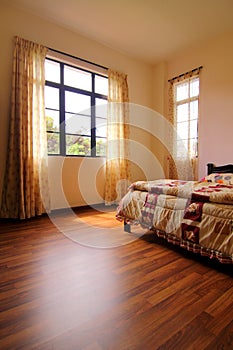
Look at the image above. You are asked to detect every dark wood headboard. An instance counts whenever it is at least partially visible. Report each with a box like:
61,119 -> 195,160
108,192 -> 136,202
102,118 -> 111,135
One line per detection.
207,163 -> 233,175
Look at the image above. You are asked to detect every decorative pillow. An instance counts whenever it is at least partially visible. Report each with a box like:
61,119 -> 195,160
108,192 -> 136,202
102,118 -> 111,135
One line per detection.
202,173 -> 233,185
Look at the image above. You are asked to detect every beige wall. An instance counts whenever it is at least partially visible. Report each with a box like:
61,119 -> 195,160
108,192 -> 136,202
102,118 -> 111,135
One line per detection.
1,3 -> 232,211
0,2 -> 156,210
151,61 -> 170,177
166,30 -> 233,179
152,61 -> 167,116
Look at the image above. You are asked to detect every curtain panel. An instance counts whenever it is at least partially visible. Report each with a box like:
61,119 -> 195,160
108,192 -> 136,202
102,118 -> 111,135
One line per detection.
104,70 -> 131,205
0,36 -> 50,219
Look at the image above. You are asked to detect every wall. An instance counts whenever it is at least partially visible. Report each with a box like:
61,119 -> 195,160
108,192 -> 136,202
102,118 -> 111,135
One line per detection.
150,61 -> 170,177
0,2 -> 156,210
166,30 -> 233,179
2,4 -> 231,212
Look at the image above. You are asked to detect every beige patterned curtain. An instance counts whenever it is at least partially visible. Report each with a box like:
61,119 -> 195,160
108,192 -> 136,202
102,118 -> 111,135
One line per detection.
167,81 -> 179,179
104,70 -> 130,205
0,36 -> 50,219
168,68 -> 201,181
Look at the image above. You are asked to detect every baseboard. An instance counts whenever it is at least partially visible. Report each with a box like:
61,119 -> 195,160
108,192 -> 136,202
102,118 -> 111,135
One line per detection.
50,203 -> 117,215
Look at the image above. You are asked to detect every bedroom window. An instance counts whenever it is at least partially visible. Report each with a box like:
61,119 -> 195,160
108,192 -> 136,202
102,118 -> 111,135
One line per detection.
45,58 -> 108,157
173,75 -> 199,159
174,76 -> 199,158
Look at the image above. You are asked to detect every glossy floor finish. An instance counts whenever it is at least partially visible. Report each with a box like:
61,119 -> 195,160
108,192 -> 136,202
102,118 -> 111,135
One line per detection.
0,207 -> 232,350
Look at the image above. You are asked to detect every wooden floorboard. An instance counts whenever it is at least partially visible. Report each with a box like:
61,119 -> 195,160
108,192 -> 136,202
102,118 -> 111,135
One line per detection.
0,207 -> 232,350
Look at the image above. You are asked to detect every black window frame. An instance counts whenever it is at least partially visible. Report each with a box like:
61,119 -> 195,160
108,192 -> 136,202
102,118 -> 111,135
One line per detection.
45,57 -> 108,157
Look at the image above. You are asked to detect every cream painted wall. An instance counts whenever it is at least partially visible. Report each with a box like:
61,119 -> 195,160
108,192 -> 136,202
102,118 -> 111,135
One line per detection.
166,30 -> 233,179
2,3 -> 231,212
151,61 -> 170,177
0,2 -> 155,210
152,61 -> 167,116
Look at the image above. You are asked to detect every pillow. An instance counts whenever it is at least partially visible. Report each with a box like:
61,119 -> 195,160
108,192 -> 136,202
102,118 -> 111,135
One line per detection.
202,173 -> 233,185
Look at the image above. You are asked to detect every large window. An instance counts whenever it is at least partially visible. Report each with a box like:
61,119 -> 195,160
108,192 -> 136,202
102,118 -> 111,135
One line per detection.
45,58 -> 108,157
174,76 -> 199,158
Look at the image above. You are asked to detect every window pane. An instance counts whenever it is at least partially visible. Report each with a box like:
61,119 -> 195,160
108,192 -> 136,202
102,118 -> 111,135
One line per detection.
66,135 -> 91,156
190,78 -> 199,98
65,113 -> 91,135
46,109 -> 60,132
96,117 -> 107,137
190,100 -> 198,119
45,86 -> 59,109
65,91 -> 91,115
95,98 -> 107,118
176,82 -> 188,101
177,121 -> 188,139
176,103 -> 188,122
64,66 -> 92,91
190,119 -> 198,139
95,75 -> 108,95
45,59 -> 60,83
96,138 -> 106,156
47,132 -> 60,154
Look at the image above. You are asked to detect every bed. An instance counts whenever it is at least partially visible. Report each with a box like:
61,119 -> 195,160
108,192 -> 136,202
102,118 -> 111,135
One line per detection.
116,163 -> 233,263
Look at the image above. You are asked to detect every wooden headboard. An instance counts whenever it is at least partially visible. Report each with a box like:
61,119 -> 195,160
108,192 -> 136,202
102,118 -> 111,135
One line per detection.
207,163 -> 233,175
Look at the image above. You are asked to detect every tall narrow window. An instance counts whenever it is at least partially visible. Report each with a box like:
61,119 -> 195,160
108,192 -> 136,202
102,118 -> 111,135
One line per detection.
45,57 -> 108,157
174,76 -> 199,159
168,67 -> 202,180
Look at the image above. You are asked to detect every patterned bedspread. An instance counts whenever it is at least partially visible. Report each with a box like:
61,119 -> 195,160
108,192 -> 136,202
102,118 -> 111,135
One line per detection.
116,179 -> 233,263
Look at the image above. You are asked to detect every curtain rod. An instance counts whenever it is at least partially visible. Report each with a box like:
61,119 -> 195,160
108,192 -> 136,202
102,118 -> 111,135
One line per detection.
48,47 -> 108,71
168,65 -> 203,83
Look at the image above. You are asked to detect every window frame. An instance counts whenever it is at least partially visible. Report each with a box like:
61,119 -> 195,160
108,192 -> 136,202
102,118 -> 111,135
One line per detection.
45,57 -> 108,157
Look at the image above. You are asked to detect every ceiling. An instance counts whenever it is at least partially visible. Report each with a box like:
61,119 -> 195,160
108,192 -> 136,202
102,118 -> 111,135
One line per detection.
8,0 -> 233,64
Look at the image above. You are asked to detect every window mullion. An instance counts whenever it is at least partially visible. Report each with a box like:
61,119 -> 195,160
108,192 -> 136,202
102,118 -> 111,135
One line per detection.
176,96 -> 197,106
60,63 -> 66,156
91,74 -> 96,157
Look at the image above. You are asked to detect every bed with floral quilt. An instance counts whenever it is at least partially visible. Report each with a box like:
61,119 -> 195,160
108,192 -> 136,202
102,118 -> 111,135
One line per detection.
116,163 -> 233,263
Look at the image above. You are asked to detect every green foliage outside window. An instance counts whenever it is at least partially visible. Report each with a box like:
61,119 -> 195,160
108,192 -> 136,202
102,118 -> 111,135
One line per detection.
46,116 -> 106,156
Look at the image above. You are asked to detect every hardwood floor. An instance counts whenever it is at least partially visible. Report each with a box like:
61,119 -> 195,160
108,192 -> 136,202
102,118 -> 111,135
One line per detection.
0,206 -> 232,350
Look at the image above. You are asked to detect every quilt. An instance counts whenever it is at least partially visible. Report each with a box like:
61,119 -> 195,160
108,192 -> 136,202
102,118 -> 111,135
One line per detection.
116,179 -> 233,263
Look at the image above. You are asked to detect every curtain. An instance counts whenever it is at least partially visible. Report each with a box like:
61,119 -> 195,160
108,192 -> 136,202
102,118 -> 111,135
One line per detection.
0,36 -> 50,219
104,70 -> 130,205
167,81 -> 179,179
168,68 -> 201,181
